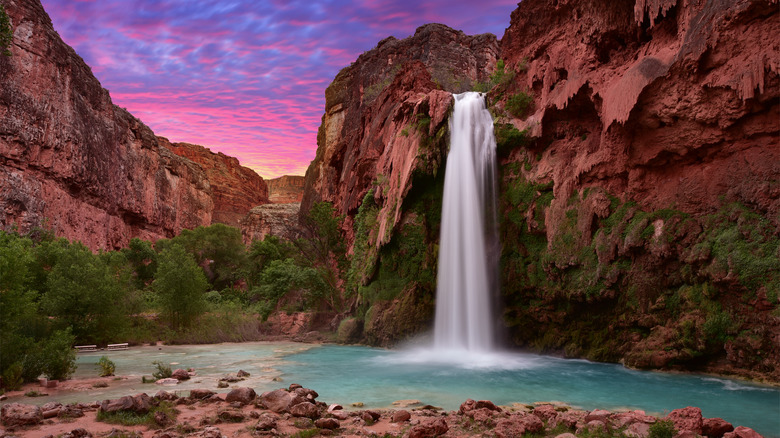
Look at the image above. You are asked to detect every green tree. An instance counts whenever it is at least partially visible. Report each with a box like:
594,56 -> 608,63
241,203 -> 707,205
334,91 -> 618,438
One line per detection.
122,237 -> 158,289
246,235 -> 294,287
153,244 -> 208,329
42,242 -> 128,343
294,202 -> 347,308
0,3 -> 12,57
160,224 -> 246,290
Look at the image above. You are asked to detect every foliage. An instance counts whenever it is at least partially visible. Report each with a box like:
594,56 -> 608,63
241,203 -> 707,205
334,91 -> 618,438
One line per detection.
1,362 -> 23,391
473,59 -> 515,92
153,244 -> 208,329
37,329 -> 77,380
505,91 -> 534,118
648,420 -> 677,438
151,361 -> 172,380
0,3 -> 11,57
159,224 -> 246,290
98,356 -> 116,377
347,189 -> 380,294
42,242 -> 130,343
96,401 -> 176,427
494,124 -> 529,157
121,238 -> 157,289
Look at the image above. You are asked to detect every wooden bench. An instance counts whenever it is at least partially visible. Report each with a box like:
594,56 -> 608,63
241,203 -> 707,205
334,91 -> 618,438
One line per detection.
107,343 -> 129,351
74,345 -> 97,352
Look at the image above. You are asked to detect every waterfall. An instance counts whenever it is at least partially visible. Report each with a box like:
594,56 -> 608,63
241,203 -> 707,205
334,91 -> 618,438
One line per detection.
433,92 -> 499,352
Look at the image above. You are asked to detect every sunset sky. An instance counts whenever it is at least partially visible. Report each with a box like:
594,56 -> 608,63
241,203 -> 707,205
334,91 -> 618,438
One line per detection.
41,0 -> 518,179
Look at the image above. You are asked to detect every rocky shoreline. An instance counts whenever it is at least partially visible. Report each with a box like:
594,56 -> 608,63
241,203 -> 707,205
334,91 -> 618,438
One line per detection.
0,382 -> 768,438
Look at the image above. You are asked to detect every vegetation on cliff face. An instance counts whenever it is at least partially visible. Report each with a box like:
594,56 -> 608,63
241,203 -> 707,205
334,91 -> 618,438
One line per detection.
497,154 -> 779,378
0,4 -> 12,57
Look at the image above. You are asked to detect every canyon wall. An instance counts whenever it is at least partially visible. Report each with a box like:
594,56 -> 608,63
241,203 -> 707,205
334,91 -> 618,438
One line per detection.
266,175 -> 305,204
301,23 -> 498,345
0,0 -> 265,249
167,141 -> 269,228
304,1 -> 779,380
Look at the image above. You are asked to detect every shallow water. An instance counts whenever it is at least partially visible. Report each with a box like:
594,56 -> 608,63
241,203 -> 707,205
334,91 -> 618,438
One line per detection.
280,345 -> 780,437
5,343 -> 778,437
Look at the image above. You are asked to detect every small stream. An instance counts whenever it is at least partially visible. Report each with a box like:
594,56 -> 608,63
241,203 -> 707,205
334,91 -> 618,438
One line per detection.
3,343 -> 777,437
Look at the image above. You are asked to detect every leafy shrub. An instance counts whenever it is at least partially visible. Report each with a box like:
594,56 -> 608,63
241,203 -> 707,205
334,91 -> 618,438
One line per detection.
98,356 -> 116,377
96,401 -> 176,427
649,420 -> 676,438
152,361 -> 172,380
1,362 -> 23,390
0,4 -> 12,57
506,91 -> 534,118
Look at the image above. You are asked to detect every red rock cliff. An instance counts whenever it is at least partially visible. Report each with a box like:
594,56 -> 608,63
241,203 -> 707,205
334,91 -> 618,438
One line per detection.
0,0 -> 214,250
498,0 -> 778,225
301,23 -> 499,246
266,175 -> 305,204
167,141 -> 269,227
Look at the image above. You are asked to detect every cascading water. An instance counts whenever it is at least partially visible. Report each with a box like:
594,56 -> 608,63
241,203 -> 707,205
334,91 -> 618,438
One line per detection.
433,92 -> 499,353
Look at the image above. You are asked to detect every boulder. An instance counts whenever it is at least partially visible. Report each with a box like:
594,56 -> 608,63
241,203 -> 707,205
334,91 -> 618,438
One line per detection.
62,428 -> 92,438
289,402 -> 320,419
171,369 -> 190,381
255,413 -> 278,431
315,418 -> 340,430
666,407 -> 703,435
219,374 -> 243,383
533,404 -> 558,421
99,394 -> 153,414
58,405 -> 85,419
1,403 -> 43,428
236,370 -> 250,378
585,409 -> 611,423
189,389 -> 216,400
155,390 -> 178,401
156,378 -> 179,385
260,389 -> 294,413
703,418 -> 734,438
217,409 -> 245,423
331,410 -> 349,420
723,426 -> 763,438
392,410 -> 412,423
407,417 -> 449,438
493,414 -> 545,438
327,404 -> 343,413
626,422 -> 651,438
225,387 -> 256,405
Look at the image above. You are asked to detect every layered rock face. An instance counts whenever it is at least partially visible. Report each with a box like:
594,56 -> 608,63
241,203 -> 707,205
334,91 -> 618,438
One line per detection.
499,0 -> 778,221
266,175 -> 305,204
0,0 -> 213,249
301,23 -> 499,245
167,142 -> 269,227
493,0 -> 779,380
240,203 -> 300,244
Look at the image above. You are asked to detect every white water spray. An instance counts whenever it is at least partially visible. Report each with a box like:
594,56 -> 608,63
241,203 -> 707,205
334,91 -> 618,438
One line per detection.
433,92 -> 499,353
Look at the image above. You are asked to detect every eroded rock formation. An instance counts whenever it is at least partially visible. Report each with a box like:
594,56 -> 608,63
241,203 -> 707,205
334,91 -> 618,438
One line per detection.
267,175 -> 305,204
240,203 -> 299,244
167,141 -> 269,228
